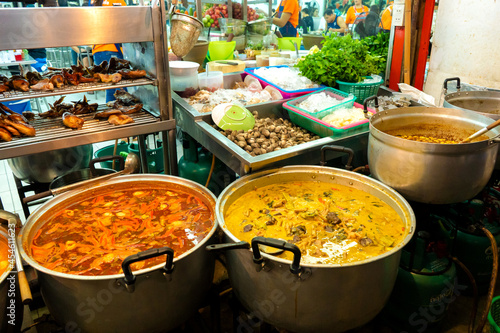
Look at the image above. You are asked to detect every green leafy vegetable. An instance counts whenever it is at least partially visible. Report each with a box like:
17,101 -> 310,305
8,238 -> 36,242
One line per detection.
296,34 -> 380,86
360,32 -> 390,75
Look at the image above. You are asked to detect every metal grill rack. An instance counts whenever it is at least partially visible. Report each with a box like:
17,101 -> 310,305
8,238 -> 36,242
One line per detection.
0,5 -> 176,174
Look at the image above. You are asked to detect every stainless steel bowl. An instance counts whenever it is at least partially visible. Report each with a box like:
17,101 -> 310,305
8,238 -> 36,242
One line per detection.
8,145 -> 93,184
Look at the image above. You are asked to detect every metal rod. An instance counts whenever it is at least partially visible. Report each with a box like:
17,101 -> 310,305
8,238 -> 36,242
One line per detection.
162,130 -> 171,175
138,135 -> 149,173
167,128 -> 178,175
0,78 -> 155,103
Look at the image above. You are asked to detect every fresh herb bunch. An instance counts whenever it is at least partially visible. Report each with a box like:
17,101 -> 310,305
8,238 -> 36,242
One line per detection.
360,32 -> 390,75
296,34 -> 379,86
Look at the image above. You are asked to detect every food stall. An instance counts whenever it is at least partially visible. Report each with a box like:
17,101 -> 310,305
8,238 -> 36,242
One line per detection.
1,0 -> 500,332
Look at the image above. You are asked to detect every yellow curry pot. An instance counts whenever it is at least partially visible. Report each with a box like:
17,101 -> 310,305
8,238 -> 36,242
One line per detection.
209,165 -> 416,333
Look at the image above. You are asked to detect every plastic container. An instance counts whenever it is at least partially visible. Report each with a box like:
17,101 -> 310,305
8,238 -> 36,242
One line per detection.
285,87 -> 356,116
169,61 -> 200,97
277,37 -> 303,51
128,141 -> 164,173
93,142 -> 130,171
198,71 -> 223,92
244,65 -> 324,99
2,99 -> 32,114
336,76 -> 384,103
285,101 -> 376,137
208,41 -> 236,61
255,55 -> 269,67
489,296 -> 500,333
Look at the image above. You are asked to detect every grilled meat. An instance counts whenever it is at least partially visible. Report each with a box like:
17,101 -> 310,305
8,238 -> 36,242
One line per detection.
49,74 -> 65,88
26,72 -> 43,86
117,69 -> 147,80
0,123 -> 21,137
113,89 -> 141,105
30,79 -> 54,91
97,73 -> 122,84
0,128 -> 12,142
107,57 -> 131,73
76,73 -> 98,83
117,103 -> 143,115
2,118 -> 36,136
94,109 -> 123,119
63,69 -> 80,86
22,111 -> 35,121
72,96 -> 98,115
0,84 -> 9,93
89,61 -> 108,74
62,112 -> 85,129
108,114 -> 134,125
7,76 -> 30,92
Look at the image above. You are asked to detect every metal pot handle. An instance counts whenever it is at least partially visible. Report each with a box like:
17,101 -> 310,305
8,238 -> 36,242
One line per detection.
89,155 -> 125,175
443,77 -> 461,93
320,145 -> 354,170
206,241 -> 250,252
122,247 -> 175,292
363,95 -> 379,118
251,237 -> 302,275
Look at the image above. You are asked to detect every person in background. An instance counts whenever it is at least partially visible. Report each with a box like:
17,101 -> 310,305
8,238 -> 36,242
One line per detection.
355,5 -> 381,38
91,0 -> 127,102
324,8 -> 347,35
380,1 -> 393,31
272,0 -> 300,37
312,8 -> 319,17
299,7 -> 314,33
345,0 -> 369,25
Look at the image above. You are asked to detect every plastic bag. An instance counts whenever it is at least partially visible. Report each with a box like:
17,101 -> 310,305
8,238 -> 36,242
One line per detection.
263,32 -> 278,49
398,83 -> 436,107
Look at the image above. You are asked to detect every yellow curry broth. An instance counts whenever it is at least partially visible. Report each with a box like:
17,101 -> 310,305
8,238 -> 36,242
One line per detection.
225,181 -> 407,264
0,236 -> 10,276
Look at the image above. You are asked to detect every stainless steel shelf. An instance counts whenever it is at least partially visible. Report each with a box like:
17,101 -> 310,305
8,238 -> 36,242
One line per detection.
175,98 -> 368,175
0,78 -> 156,103
0,109 -> 175,159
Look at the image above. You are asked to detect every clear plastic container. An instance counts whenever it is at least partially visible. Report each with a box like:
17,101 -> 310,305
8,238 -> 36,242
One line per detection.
198,71 -> 224,92
169,61 -> 200,97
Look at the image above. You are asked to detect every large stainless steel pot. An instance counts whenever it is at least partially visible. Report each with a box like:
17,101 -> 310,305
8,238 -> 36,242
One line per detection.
18,175 -> 217,333
213,166 -> 416,333
368,107 -> 500,204
8,144 -> 93,184
442,78 -> 500,168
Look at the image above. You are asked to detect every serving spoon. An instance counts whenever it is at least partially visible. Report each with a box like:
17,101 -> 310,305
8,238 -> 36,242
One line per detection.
23,153 -> 140,204
460,118 -> 500,143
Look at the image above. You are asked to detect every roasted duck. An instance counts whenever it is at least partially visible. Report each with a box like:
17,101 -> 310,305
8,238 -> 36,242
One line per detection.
31,79 -> 54,91
76,73 -> 98,83
108,114 -> 134,125
0,103 -> 29,123
62,112 -> 85,129
40,96 -> 72,118
0,123 -> 21,137
106,57 -> 131,73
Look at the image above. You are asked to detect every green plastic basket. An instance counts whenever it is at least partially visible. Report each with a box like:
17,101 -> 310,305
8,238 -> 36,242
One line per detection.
336,76 -> 383,104
488,296 -> 500,332
128,141 -> 164,173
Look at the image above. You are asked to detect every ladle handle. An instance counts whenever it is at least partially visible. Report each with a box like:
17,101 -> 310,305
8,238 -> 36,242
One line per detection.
23,190 -> 53,204
18,271 -> 33,304
486,118 -> 500,131
320,145 -> 354,170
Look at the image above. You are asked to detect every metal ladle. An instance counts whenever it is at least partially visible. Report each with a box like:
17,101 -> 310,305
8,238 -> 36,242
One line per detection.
460,118 -> 500,143
23,153 -> 140,204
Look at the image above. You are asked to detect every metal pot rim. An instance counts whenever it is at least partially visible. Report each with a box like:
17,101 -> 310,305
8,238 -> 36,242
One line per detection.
369,107 -> 500,151
0,229 -> 13,284
216,165 -> 416,268
18,174 -> 218,281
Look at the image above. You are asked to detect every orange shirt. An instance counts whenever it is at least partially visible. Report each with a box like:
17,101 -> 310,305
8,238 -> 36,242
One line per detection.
92,0 -> 127,54
345,5 -> 369,25
381,5 -> 393,30
279,0 -> 300,28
